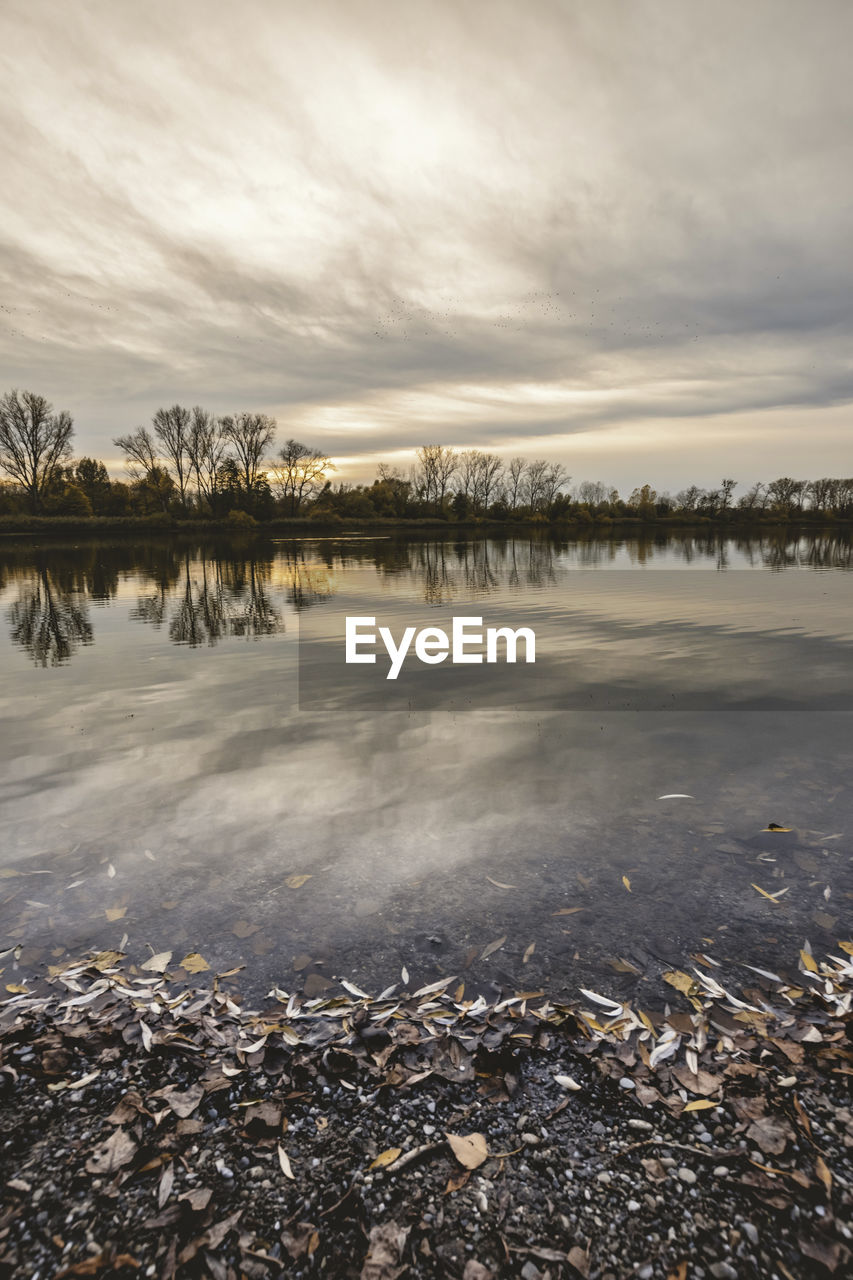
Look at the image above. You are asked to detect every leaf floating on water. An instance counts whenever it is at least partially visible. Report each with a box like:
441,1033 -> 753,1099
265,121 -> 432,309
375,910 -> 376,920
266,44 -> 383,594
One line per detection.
762,823 -> 792,832
445,1131 -> 488,1170
180,952 -> 210,974
658,794 -> 694,799
400,965 -> 409,985
107,864 -> 116,879
104,907 -> 127,922
480,935 -> 506,961
277,1145 -> 295,1180
522,942 -> 535,964
285,875 -> 312,889
141,951 -> 172,973
369,1147 -> 403,1170
838,940 -> 853,956
751,883 -> 786,902
799,949 -> 818,973
622,876 -> 631,892
579,987 -> 623,1013
552,907 -> 584,916
485,876 -> 517,890
231,920 -> 259,938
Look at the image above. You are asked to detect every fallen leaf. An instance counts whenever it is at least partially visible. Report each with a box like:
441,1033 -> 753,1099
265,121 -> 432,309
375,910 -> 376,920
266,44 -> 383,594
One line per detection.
485,876 -> 516,890
179,952 -> 210,973
522,942 -> 535,964
446,1132 -> 488,1170
360,1223 -> 410,1280
662,969 -> 696,997
231,920 -> 259,938
369,1147 -> 403,1170
480,936 -> 506,961
278,1145 -> 295,1180
552,906 -> 584,916
140,951 -> 172,973
683,1098 -> 718,1112
157,1161 -> 174,1209
747,1113 -> 794,1155
622,875 -> 631,892
554,1074 -> 582,1091
799,949 -> 818,973
815,1155 -> 832,1195
85,1128 -> 137,1174
285,874 -> 312,889
104,907 -> 127,922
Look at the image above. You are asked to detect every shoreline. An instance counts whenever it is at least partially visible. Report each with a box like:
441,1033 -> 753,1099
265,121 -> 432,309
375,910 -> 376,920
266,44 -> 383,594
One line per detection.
1,514 -> 851,540
1,949 -> 850,1278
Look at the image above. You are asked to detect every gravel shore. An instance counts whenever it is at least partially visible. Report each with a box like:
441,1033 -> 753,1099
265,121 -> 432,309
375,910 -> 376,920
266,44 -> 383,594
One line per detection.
1,950 -> 850,1279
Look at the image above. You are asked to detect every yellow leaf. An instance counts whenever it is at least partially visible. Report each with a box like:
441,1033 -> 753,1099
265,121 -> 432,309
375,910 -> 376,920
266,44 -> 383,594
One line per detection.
180,952 -> 211,973
285,875 -> 312,889
522,942 -> 535,964
662,970 -> 695,996
815,1154 -> 832,1194
105,907 -> 127,921
622,875 -> 631,892
486,876 -> 516,890
683,1099 -> 717,1112
5,982 -> 28,993
446,1132 -> 489,1170
552,907 -> 584,916
761,825 -> 792,832
369,1147 -> 402,1170
838,940 -> 853,956
799,949 -> 818,973
141,951 -> 172,973
751,883 -> 780,901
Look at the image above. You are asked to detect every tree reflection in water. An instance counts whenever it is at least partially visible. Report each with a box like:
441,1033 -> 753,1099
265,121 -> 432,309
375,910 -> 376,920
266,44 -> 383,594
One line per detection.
8,564 -> 93,666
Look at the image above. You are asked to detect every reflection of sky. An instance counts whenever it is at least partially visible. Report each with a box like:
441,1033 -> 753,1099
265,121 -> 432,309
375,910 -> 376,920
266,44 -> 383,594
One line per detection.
1,536 -> 852,987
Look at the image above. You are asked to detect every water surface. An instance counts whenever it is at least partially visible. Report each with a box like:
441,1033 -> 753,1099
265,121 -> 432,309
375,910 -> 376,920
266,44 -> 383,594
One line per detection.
1,531 -> 851,1003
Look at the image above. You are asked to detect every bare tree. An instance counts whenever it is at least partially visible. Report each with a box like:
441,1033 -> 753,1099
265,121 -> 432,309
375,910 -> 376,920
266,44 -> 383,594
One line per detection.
576,480 -> 608,506
415,444 -> 457,509
153,405 -> 192,507
220,412 -> 277,498
271,439 -> 334,514
542,463 -> 570,508
507,456 -> 527,511
476,452 -> 504,512
719,478 -> 738,510
457,450 -> 481,500
523,459 -> 551,511
186,407 -> 225,507
114,426 -> 159,481
0,389 -> 74,512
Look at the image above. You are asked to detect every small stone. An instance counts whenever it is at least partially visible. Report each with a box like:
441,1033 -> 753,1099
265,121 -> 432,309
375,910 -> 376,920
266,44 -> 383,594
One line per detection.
521,1133 -> 540,1146
709,1264 -> 737,1280
713,1166 -> 729,1177
627,1199 -> 641,1213
637,1266 -> 653,1280
596,1171 -> 612,1185
618,1077 -> 636,1090
627,1120 -> 653,1131
677,1167 -> 697,1185
742,1222 -> 759,1246
521,1263 -> 543,1280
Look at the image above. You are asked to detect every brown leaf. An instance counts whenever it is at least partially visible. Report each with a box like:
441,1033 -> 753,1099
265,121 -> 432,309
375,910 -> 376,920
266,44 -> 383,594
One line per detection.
285,874 -> 312,889
446,1131 -> 489,1169
445,1169 -> 471,1194
640,1156 -> 667,1182
157,1083 -> 205,1119
179,952 -> 210,973
85,1128 -> 137,1174
178,1187 -> 212,1212
479,936 -> 506,961
242,1101 -> 282,1134
815,1155 -> 833,1195
671,1064 -> 723,1097
369,1148 -> 403,1170
360,1222 -> 410,1280
798,1236 -> 845,1274
157,1161 -> 174,1209
568,1246 -> 590,1278
747,1113 -> 795,1155
231,920 -> 259,938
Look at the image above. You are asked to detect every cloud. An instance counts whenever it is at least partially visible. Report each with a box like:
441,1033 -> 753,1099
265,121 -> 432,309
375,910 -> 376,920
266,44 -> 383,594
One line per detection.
1,0 -> 852,490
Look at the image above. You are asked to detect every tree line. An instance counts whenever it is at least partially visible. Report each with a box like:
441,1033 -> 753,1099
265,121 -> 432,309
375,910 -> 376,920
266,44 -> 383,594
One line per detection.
2,387 -> 853,524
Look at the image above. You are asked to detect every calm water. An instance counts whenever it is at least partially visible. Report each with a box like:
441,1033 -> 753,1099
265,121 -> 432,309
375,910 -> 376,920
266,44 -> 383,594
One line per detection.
1,531 -> 851,1001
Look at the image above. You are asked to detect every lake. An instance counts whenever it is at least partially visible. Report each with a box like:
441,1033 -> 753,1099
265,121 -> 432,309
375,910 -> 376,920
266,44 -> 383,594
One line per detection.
1,530 -> 851,1004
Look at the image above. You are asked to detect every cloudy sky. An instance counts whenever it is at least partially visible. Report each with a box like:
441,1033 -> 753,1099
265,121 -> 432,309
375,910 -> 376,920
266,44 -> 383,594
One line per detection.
1,0 -> 852,493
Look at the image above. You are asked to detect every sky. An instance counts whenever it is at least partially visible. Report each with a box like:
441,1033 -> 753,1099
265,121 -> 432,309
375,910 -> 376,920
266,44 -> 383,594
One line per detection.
1,0 -> 852,495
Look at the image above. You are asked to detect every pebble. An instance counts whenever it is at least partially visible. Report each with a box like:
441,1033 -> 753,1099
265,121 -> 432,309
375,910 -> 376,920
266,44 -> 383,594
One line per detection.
742,1222 -> 759,1246
713,1166 -> 729,1177
521,1133 -> 540,1146
618,1077 -> 636,1090
709,1264 -> 737,1280
627,1199 -> 641,1213
627,1119 -> 653,1131
636,1266 -> 653,1279
677,1167 -> 697,1185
